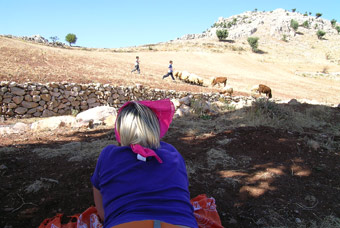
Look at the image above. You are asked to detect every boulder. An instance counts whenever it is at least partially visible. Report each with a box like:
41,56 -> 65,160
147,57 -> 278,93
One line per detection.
31,116 -> 76,131
75,106 -> 117,127
288,99 -> 300,105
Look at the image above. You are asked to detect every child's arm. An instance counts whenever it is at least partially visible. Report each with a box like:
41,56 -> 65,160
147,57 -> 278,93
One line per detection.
93,187 -> 105,221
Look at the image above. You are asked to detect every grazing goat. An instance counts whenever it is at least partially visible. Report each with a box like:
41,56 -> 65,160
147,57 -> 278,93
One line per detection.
251,84 -> 272,98
196,76 -> 204,86
180,71 -> 190,81
211,77 -> 227,87
220,86 -> 233,96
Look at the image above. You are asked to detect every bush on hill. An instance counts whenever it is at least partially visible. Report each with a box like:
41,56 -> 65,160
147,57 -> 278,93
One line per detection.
336,26 -> 340,34
247,37 -> 259,52
331,19 -> 337,28
290,19 -> 299,32
216,30 -> 228,41
317,30 -> 326,39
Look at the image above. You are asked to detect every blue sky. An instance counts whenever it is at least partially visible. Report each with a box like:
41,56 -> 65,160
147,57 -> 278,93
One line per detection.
1,0 -> 339,48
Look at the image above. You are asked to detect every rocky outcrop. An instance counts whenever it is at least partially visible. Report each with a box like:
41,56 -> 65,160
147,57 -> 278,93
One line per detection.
177,8 -> 340,41
2,34 -> 65,47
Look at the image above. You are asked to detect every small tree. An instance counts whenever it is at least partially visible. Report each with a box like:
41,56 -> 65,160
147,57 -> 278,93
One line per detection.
290,19 -> 299,32
331,19 -> 337,28
303,12 -> 308,16
302,21 -> 310,29
49,36 -> 59,43
247,37 -> 259,52
316,30 -> 326,39
216,30 -> 228,41
292,8 -> 296,12
65,33 -> 77,46
336,26 -> 340,34
315,13 -> 322,18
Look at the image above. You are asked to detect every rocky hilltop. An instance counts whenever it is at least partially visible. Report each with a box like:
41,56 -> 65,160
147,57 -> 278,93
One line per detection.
179,8 -> 339,40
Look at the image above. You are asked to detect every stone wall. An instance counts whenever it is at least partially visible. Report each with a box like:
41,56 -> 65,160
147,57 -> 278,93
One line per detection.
0,81 -> 232,118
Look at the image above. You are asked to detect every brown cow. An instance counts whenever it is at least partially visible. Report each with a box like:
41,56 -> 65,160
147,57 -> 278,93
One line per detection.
211,77 -> 227,87
252,84 -> 272,98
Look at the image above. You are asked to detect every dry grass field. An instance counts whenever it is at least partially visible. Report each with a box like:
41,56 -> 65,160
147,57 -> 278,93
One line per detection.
1,35 -> 340,103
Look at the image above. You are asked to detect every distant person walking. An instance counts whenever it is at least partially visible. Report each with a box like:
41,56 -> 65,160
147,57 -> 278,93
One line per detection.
131,56 -> 140,74
162,60 -> 175,80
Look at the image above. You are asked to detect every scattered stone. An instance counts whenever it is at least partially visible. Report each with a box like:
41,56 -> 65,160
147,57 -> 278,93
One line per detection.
288,99 -> 300,105
228,218 -> 238,224
25,178 -> 59,193
307,140 -> 320,150
295,218 -> 302,223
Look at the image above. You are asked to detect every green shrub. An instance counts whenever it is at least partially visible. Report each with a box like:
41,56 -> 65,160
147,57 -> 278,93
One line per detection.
281,34 -> 288,42
247,37 -> 259,52
316,13 -> 322,18
304,12 -> 308,16
331,19 -> 337,27
302,20 -> 310,28
216,30 -> 228,40
316,30 -> 326,39
292,8 -> 296,12
290,19 -> 299,31
65,33 -> 77,46
336,26 -> 340,34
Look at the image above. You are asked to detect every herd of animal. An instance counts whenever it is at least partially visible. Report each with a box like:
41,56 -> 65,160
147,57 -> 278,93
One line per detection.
173,71 -> 204,86
173,71 -> 273,99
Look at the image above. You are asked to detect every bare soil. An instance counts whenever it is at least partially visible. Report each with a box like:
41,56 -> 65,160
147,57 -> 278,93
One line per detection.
1,36 -> 340,228
1,107 -> 340,227
1,36 -> 340,103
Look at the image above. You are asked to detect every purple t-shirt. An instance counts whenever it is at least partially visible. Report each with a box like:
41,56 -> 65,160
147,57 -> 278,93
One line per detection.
91,142 -> 198,228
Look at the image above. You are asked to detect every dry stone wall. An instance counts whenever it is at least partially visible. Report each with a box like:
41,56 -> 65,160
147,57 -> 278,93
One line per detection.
0,81 -> 233,118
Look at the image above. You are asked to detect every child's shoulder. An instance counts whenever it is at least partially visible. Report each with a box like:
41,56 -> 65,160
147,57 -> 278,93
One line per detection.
159,141 -> 177,151
101,144 -> 122,154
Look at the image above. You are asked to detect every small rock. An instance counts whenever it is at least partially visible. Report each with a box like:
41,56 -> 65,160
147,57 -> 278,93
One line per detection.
295,218 -> 302,223
228,218 -> 237,224
288,99 -> 300,105
0,164 -> 8,170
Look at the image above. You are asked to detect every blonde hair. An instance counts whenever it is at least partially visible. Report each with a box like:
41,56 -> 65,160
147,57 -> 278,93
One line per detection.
116,102 -> 160,148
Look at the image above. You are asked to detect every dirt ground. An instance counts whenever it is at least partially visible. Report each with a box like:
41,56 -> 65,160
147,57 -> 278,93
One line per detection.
1,36 -> 340,104
1,35 -> 340,227
1,106 -> 340,227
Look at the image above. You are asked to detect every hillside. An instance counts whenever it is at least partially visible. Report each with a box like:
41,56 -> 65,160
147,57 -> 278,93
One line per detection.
1,9 -> 340,228
1,9 -> 340,105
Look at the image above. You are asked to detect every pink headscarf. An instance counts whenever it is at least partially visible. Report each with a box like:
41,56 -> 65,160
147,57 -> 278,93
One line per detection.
115,99 -> 175,163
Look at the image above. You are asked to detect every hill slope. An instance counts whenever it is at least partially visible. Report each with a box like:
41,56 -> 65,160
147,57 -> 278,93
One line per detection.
1,9 -> 340,104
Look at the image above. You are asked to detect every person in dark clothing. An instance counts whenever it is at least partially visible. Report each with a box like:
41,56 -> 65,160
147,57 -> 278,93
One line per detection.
162,60 -> 175,80
91,99 -> 197,228
131,56 -> 140,74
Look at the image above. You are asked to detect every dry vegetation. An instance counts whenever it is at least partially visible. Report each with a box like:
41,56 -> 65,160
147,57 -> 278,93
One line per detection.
1,34 -> 340,103
1,32 -> 340,228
